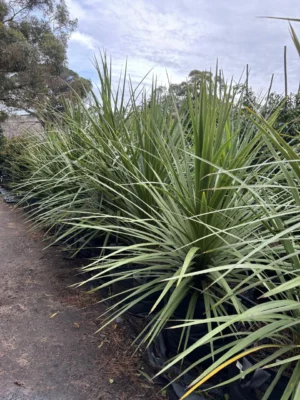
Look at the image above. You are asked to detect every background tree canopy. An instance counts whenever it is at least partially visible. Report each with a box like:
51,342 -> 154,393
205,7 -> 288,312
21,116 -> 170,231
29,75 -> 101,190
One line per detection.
0,0 -> 92,117
161,68 -> 300,141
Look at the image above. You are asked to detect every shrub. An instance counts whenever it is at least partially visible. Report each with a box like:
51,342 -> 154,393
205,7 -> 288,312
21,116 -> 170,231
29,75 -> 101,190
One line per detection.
10,56 -> 300,399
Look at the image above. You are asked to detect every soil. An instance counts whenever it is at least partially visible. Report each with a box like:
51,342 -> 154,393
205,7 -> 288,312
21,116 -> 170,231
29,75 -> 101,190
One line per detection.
0,198 -> 164,400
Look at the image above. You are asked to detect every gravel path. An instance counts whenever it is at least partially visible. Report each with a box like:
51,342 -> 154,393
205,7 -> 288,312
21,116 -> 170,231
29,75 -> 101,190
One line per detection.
0,198 -> 161,400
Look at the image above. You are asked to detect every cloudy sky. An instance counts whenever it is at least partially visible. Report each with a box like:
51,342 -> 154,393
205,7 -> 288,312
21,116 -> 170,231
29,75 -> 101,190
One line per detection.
66,0 -> 300,95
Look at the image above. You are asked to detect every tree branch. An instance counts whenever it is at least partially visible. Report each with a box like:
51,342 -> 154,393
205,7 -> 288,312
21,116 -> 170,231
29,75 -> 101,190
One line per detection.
3,5 -> 29,23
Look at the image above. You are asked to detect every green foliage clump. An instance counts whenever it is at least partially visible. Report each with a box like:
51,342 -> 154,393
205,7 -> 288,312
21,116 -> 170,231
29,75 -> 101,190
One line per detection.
0,133 -> 31,182
0,0 -> 92,118
7,52 -> 300,400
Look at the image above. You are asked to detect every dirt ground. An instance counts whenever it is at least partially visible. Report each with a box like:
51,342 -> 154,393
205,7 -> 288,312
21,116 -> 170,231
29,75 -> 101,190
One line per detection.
0,198 -> 164,400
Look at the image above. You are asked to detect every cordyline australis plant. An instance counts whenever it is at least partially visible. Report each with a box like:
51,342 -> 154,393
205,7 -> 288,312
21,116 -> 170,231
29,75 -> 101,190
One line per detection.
175,18 -> 300,400
10,54 -> 300,399
167,116 -> 300,400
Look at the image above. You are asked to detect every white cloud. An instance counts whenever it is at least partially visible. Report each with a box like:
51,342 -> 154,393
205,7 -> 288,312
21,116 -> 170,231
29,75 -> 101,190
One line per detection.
65,0 -> 87,20
70,31 -> 98,51
67,0 -> 300,94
